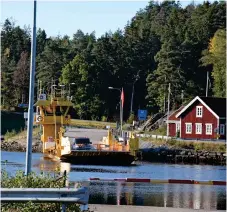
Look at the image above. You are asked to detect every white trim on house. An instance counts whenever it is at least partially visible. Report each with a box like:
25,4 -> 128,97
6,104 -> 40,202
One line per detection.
195,123 -> 202,134
176,123 -> 180,134
185,123 -> 192,134
205,123 -> 213,135
180,118 -> 182,137
176,96 -> 219,119
168,120 -> 180,124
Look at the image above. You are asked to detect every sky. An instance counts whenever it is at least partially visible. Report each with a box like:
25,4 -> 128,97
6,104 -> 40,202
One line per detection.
1,0 -> 215,38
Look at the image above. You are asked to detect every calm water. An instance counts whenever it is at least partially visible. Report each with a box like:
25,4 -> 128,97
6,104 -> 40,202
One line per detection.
1,151 -> 226,210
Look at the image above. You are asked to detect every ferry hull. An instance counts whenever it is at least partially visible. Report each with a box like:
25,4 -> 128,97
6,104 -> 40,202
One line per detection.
60,151 -> 136,166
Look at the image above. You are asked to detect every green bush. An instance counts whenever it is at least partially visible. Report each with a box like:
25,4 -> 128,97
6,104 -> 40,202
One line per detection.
101,116 -> 107,122
149,125 -> 167,136
1,170 -> 82,212
4,129 -> 17,140
127,113 -> 135,124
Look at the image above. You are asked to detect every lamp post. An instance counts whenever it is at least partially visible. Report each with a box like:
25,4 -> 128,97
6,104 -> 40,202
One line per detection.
108,87 -> 123,133
130,71 -> 141,114
69,82 -> 75,98
59,84 -> 65,98
25,0 -> 37,175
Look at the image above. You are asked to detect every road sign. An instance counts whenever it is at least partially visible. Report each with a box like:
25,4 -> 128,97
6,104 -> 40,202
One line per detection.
24,112 -> 28,119
138,109 -> 148,121
39,94 -> 46,100
18,104 -> 28,108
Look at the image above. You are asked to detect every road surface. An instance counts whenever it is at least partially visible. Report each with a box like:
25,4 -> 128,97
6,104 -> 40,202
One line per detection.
65,128 -> 108,144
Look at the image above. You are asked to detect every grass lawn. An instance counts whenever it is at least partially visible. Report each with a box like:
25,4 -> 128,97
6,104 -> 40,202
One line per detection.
70,119 -> 116,129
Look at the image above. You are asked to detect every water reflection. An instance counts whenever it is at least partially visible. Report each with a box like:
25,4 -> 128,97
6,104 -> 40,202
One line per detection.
1,151 -> 226,210
35,160 -> 226,210
87,182 -> 226,210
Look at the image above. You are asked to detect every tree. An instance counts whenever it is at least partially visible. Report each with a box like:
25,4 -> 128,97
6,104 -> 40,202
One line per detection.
201,29 -> 226,97
13,51 -> 30,104
1,56 -> 16,108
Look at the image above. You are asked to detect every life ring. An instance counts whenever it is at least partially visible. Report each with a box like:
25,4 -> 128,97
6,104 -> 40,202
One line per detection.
37,116 -> 43,122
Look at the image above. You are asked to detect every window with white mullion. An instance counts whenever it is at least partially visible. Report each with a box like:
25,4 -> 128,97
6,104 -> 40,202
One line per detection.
205,124 -> 212,135
185,123 -> 192,134
196,106 -> 203,117
195,123 -> 202,134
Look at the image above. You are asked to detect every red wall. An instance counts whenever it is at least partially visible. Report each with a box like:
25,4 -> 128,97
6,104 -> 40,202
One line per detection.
169,123 -> 176,137
181,102 -> 218,139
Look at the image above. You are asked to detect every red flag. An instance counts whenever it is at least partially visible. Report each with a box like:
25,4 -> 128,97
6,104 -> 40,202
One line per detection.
121,88 -> 124,107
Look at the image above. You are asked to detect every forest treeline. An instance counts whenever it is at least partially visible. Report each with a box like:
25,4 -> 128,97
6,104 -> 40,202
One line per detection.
1,1 -> 226,121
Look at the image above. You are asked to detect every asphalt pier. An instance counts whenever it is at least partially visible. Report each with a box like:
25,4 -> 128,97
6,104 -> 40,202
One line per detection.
88,205 -> 225,212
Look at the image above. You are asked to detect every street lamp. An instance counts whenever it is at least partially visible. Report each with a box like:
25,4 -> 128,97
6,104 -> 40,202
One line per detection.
108,87 -> 123,133
69,82 -> 75,98
130,70 -> 141,114
25,0 -> 37,175
59,84 -> 65,98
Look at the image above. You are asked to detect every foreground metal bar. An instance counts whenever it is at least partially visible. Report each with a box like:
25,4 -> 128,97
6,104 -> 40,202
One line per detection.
1,187 -> 89,212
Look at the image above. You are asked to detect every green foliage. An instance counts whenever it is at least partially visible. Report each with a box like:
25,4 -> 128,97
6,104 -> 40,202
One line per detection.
1,1 -> 226,119
4,129 -> 17,140
149,125 -> 167,136
101,116 -> 107,122
1,170 -> 81,212
165,139 -> 226,152
127,113 -> 135,124
201,29 -> 226,97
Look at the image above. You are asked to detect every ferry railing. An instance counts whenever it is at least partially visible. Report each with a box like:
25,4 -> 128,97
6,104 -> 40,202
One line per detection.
1,187 -> 89,212
93,143 -> 130,152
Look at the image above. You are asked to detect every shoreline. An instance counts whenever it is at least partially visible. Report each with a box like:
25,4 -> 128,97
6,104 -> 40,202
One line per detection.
1,140 -> 42,153
139,148 -> 226,166
1,141 -> 226,166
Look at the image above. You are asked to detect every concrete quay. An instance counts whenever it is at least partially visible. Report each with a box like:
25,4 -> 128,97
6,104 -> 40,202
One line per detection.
88,204 -> 225,212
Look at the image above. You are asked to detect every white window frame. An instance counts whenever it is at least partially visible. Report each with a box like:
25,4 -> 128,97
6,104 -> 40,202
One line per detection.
185,123 -> 192,134
220,124 -> 225,135
176,123 -> 180,133
196,106 -> 203,117
205,124 -> 212,135
195,123 -> 202,134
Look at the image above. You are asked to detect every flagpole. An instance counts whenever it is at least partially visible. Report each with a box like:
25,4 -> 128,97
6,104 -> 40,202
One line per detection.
120,88 -> 123,136
206,70 -> 209,97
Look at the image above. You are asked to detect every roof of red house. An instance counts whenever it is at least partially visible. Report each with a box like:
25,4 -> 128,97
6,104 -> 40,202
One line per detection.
176,96 -> 226,118
168,106 -> 185,121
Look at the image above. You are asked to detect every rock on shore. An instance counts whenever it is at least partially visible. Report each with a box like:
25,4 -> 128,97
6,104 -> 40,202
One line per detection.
1,139 -> 42,153
139,147 -> 226,165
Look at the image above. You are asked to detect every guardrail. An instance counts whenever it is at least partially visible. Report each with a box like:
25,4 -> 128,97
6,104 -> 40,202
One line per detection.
89,178 -> 226,186
1,187 -> 89,212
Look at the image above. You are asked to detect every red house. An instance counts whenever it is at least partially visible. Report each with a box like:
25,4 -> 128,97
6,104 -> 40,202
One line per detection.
168,106 -> 185,138
168,96 -> 226,140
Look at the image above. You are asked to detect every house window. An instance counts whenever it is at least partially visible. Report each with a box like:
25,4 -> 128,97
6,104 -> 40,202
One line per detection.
176,123 -> 180,133
185,123 -> 192,134
195,123 -> 202,134
196,106 -> 203,117
220,124 -> 225,135
206,124 -> 212,135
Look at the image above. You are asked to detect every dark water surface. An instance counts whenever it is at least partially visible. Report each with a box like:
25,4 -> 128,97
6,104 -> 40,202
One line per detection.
1,151 -> 226,210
